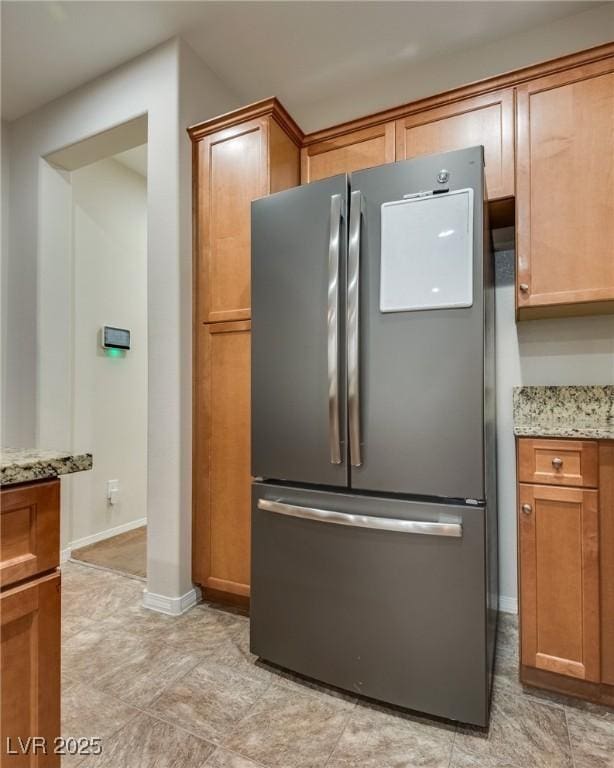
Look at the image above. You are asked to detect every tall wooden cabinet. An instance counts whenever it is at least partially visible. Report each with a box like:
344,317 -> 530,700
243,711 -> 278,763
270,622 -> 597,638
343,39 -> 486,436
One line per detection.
516,54 -> 614,318
189,99 -> 302,605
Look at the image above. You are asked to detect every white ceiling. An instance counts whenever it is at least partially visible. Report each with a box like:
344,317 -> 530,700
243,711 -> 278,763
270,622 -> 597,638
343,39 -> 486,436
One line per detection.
1,1 -> 608,125
114,144 -> 147,178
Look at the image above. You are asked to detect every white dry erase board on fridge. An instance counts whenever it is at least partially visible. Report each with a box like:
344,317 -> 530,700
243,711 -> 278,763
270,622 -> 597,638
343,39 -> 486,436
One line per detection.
380,188 -> 474,313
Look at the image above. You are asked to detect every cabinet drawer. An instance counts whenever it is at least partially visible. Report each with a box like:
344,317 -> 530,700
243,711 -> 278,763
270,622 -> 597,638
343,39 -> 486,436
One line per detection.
0,480 -> 60,588
518,439 -> 598,488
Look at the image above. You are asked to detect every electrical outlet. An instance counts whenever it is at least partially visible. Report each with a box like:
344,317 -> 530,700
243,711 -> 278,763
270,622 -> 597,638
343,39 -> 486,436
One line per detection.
107,479 -> 120,505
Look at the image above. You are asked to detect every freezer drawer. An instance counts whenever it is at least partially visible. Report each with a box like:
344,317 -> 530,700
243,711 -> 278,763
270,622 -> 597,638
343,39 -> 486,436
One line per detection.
251,483 -> 491,726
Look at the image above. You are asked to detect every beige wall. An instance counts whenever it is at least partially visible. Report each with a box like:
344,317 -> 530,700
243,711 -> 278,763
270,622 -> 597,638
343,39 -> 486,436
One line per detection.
66,156 -> 147,549
4,38 -> 239,608
300,3 -> 614,131
495,252 -> 614,611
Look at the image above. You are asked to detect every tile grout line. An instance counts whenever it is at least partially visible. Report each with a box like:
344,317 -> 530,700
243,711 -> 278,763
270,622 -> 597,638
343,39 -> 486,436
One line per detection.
447,726 -> 458,768
123,698 -> 220,749
322,699 -> 358,768
563,707 -> 577,768
205,746 -> 271,768
64,683 -> 146,768
215,676 -> 277,751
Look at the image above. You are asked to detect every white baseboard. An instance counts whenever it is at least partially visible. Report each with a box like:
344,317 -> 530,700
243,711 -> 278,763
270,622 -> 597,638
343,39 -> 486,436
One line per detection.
62,517 -> 147,562
499,595 -> 518,614
142,586 -> 202,616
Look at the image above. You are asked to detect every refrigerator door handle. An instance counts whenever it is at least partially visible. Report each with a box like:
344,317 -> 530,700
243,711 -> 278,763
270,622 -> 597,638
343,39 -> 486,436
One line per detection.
328,193 -> 343,465
258,498 -> 462,537
348,189 -> 363,467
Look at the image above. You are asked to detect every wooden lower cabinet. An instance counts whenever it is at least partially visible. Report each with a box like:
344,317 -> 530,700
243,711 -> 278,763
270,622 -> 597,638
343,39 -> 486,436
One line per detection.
1,572 -> 61,766
193,321 -> 251,605
518,438 -> 614,705
519,483 -> 599,681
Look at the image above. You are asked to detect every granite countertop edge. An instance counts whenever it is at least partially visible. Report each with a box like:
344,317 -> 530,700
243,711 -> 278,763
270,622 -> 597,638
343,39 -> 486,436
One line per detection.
514,424 -> 614,440
0,450 -> 93,487
513,385 -> 614,441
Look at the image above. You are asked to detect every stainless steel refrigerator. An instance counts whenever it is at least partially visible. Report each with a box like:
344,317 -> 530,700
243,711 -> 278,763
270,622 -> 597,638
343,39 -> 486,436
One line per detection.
250,147 -> 498,727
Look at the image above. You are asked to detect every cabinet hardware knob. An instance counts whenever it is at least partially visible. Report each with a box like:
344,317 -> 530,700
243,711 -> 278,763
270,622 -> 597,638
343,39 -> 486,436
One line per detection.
519,283 -> 529,293
521,504 -> 532,515
552,457 -> 563,470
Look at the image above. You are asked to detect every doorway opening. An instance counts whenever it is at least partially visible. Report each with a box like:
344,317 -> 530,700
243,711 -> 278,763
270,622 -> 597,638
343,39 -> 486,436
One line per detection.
40,117 -> 148,581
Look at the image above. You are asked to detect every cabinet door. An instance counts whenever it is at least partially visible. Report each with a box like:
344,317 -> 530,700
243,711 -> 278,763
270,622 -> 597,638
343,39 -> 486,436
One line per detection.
301,122 -> 395,183
519,483 -> 599,681
600,443 -> 614,686
1,572 -> 61,766
516,58 -> 614,315
395,89 -> 514,200
196,118 -> 269,323
1,480 -> 59,588
194,321 -> 251,601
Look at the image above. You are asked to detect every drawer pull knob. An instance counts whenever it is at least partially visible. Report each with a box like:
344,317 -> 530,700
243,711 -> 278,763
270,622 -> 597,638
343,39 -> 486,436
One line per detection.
552,457 -> 563,470
521,504 -> 532,515
519,283 -> 529,293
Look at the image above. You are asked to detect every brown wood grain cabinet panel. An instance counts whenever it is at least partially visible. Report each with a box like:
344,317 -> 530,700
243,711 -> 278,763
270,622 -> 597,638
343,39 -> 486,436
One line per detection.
516,57 -> 614,317
197,118 -> 268,324
519,483 -> 600,682
1,480 -> 60,588
269,119 -> 300,193
600,442 -> 614,686
301,122 -> 395,183
518,438 -> 598,488
190,100 -> 301,606
194,321 -> 251,599
395,89 -> 514,200
0,572 -> 61,766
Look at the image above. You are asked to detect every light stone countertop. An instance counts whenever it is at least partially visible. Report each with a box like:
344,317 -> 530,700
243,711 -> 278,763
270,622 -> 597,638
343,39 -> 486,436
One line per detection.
513,386 -> 614,440
0,448 -> 93,487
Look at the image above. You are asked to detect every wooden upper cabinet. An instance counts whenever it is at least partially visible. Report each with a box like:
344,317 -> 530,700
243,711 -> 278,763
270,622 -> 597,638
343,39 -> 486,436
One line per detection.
516,55 -> 614,317
190,99 -> 302,323
301,122 -> 395,183
519,483 -> 600,682
395,89 -> 514,200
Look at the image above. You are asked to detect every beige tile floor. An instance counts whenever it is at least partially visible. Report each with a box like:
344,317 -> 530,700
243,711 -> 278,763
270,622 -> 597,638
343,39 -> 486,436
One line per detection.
61,561 -> 614,768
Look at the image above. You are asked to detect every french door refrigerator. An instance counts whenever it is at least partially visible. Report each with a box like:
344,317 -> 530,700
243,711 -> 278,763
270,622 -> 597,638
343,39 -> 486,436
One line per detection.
250,147 -> 497,727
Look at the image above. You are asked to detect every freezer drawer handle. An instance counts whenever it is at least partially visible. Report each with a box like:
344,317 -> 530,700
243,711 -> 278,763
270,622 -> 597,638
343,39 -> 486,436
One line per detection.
328,193 -> 343,465
348,189 -> 363,468
257,499 -> 462,537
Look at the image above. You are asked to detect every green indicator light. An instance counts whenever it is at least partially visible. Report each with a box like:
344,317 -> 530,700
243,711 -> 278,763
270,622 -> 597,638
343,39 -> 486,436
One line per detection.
105,347 -> 124,358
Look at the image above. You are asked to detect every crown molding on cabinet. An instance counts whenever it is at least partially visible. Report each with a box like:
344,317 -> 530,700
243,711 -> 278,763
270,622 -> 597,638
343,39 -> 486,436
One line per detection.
187,96 -> 304,145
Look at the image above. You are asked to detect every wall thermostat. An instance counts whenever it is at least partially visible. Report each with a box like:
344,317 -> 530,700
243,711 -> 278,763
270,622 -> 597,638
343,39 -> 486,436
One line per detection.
102,326 -> 131,350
